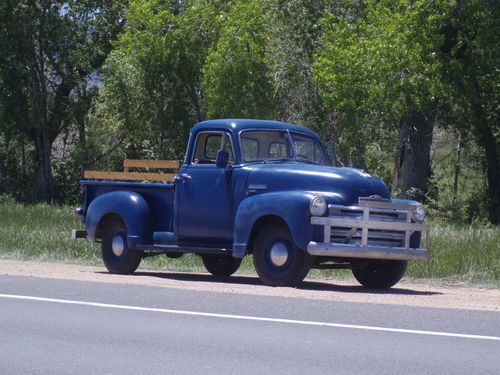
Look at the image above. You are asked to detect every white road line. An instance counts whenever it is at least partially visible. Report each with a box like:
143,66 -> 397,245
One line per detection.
1,293 -> 499,341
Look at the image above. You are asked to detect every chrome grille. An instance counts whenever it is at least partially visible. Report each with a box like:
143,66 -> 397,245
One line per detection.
329,205 -> 407,222
328,202 -> 410,247
330,228 -> 405,247
324,198 -> 420,248
308,197 -> 430,260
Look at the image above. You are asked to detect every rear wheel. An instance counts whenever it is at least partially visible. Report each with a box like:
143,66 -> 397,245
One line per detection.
101,218 -> 142,274
202,254 -> 242,277
352,260 -> 407,289
253,223 -> 312,287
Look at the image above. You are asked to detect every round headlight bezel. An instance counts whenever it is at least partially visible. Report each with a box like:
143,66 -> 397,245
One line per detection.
310,195 -> 327,216
412,204 -> 426,223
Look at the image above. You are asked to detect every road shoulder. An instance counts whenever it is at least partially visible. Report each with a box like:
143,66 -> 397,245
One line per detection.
0,258 -> 498,311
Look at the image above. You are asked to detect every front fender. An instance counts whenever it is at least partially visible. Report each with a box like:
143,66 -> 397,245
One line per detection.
391,198 -> 423,248
85,191 -> 152,247
232,191 -> 316,258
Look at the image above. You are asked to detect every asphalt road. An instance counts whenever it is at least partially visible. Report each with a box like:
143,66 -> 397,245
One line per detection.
0,275 -> 499,374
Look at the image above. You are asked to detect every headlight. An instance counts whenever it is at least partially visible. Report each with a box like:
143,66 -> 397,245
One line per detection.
412,204 -> 426,223
310,196 -> 327,216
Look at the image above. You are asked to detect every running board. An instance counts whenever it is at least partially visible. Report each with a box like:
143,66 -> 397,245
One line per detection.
153,231 -> 177,243
135,243 -> 232,256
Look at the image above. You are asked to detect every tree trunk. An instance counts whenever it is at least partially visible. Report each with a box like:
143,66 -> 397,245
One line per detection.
21,137 -> 27,176
453,131 -> 462,200
34,128 -> 53,203
471,93 -> 500,224
392,111 -> 434,201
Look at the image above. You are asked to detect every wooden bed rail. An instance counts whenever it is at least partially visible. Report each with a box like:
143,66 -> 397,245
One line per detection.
84,159 -> 181,182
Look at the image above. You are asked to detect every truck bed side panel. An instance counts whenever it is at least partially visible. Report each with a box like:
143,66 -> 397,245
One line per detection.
81,181 -> 175,232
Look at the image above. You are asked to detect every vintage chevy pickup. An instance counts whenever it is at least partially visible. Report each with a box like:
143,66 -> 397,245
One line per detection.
72,119 -> 429,289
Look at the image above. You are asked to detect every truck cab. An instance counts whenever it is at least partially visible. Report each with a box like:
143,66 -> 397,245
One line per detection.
73,119 -> 429,289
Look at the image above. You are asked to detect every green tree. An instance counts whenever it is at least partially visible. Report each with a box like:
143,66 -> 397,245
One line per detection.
264,0 -> 329,133
437,0 -> 499,223
314,1 -> 449,197
0,0 -> 126,202
202,0 -> 275,118
93,0 -> 227,162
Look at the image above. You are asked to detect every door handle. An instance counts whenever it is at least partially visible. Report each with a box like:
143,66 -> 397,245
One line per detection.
174,173 -> 192,183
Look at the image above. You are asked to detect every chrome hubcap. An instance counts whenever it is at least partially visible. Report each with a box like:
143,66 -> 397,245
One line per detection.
111,235 -> 125,257
269,242 -> 289,267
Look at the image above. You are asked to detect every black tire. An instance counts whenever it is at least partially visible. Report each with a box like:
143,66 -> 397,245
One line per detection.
253,223 -> 312,287
202,254 -> 242,277
352,260 -> 407,289
101,218 -> 142,274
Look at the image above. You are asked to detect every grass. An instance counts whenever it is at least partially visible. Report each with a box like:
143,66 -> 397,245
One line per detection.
407,223 -> 499,287
0,203 -> 99,264
0,202 -> 498,287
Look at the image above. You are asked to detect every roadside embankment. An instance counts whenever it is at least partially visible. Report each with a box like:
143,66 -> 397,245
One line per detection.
0,202 -> 499,287
0,259 -> 499,312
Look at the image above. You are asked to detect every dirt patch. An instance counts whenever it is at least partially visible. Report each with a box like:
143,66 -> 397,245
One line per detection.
0,258 -> 498,312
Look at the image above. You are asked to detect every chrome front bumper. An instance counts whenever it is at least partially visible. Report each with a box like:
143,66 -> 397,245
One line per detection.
307,198 -> 430,261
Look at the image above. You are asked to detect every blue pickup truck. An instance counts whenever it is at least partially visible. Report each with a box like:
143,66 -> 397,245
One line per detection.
73,119 -> 429,289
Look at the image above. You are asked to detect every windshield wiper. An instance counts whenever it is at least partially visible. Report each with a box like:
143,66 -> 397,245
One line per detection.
296,158 -> 315,164
262,158 -> 294,163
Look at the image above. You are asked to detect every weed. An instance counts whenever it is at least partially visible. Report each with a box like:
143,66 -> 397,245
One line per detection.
0,203 -> 498,287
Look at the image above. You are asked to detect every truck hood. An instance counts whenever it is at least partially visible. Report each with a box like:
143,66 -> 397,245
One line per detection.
245,163 -> 389,205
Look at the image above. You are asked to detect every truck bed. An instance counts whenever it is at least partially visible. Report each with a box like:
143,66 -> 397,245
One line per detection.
81,180 -> 175,232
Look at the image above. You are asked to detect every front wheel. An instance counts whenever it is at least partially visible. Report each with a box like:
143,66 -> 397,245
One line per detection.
101,218 -> 142,274
352,260 -> 407,289
202,254 -> 242,277
253,224 -> 312,287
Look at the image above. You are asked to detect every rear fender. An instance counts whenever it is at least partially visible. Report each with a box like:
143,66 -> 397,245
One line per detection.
85,191 -> 152,247
232,191 -> 315,258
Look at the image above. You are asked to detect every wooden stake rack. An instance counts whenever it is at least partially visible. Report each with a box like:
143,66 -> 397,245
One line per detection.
84,159 -> 181,182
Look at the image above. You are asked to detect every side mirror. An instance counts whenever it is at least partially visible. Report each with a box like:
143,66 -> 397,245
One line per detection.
215,150 -> 229,168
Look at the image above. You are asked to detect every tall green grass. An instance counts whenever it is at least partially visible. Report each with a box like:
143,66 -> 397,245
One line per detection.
0,201 -> 238,272
0,202 -> 99,264
407,223 -> 499,286
0,202 -> 498,286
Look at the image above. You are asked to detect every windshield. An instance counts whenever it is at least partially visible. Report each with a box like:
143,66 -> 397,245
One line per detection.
240,130 -> 330,165
290,132 -> 330,165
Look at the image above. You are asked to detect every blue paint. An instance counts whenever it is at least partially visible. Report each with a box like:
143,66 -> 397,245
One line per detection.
80,119 -> 416,255
85,190 -> 153,248
82,181 -> 174,236
174,163 -> 239,242
233,191 -> 317,257
243,163 -> 389,206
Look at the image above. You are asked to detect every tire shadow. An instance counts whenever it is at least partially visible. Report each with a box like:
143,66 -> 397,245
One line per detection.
106,270 -> 442,296
300,279 -> 441,296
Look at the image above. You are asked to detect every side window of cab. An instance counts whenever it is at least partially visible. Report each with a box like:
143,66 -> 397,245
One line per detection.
192,132 -> 234,164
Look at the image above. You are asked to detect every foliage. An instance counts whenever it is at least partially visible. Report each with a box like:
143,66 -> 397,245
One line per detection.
0,0 -> 126,203
89,0 -> 228,163
313,0 -> 447,167
0,0 -> 497,224
435,0 -> 500,223
203,0 -> 275,118
263,0 -> 329,134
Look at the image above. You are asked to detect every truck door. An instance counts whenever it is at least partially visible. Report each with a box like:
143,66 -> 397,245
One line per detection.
174,130 -> 236,242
